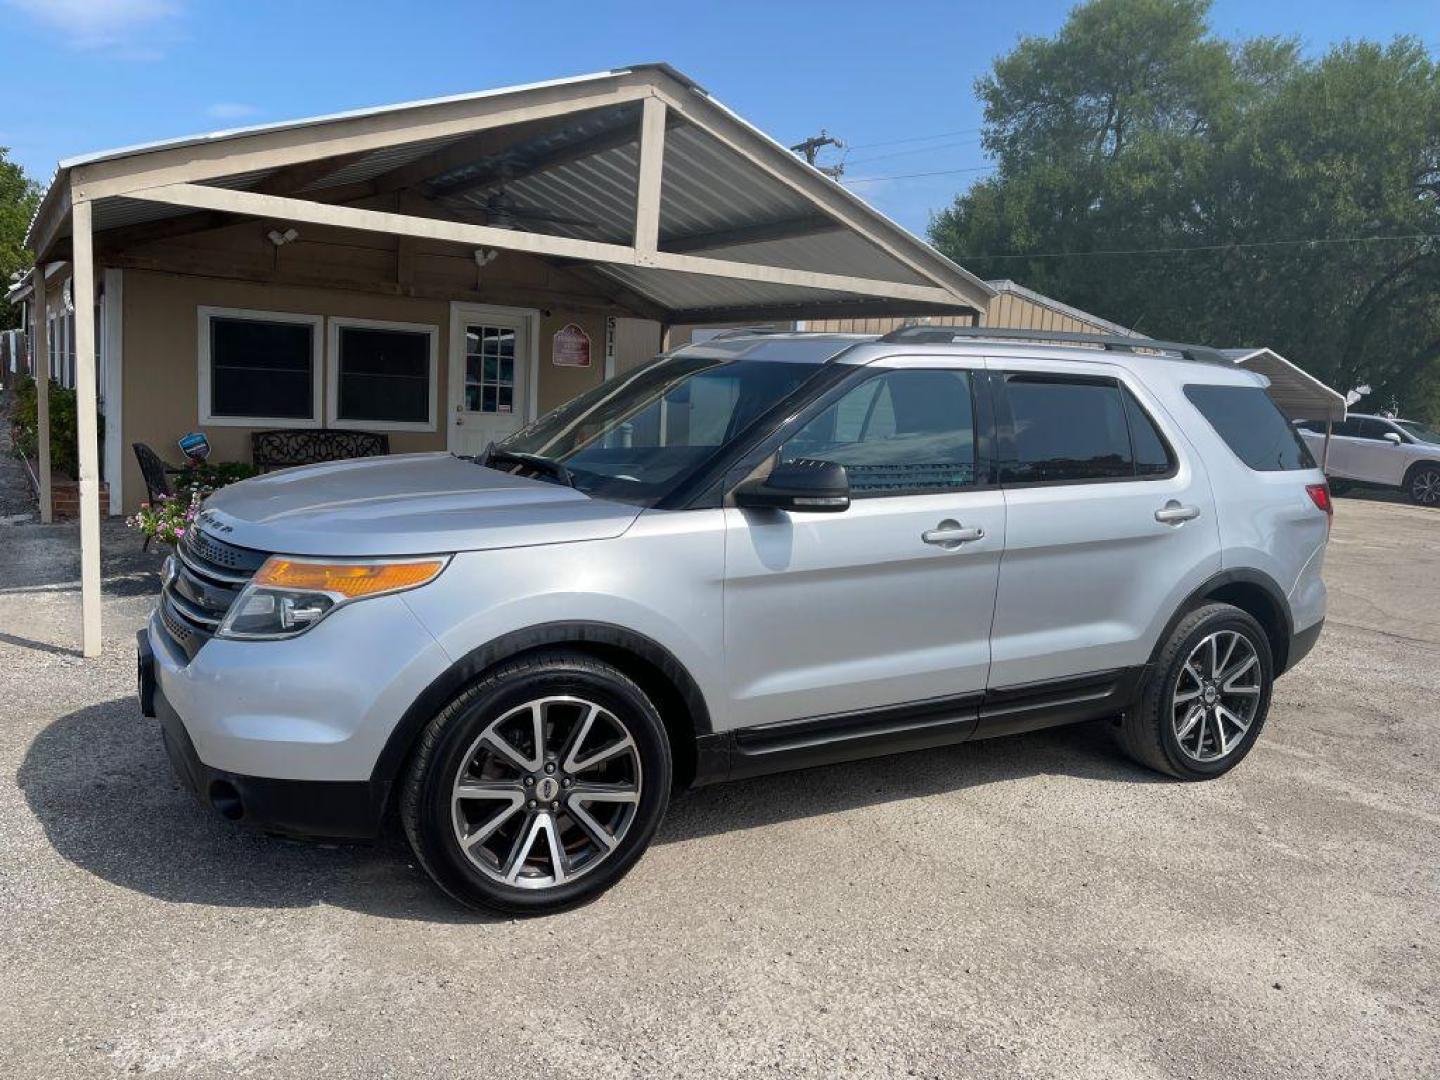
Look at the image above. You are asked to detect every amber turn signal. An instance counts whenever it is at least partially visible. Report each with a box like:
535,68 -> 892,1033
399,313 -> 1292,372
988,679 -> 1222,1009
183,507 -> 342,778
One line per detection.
253,557 -> 447,599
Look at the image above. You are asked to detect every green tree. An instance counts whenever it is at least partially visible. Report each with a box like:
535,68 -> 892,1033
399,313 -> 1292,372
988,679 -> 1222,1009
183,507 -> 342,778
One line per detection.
0,147 -> 40,330
931,0 -> 1440,420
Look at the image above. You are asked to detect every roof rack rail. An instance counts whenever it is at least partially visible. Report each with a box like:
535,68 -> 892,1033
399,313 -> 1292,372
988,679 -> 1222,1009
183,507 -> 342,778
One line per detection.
705,326 -> 791,341
878,325 -> 1230,366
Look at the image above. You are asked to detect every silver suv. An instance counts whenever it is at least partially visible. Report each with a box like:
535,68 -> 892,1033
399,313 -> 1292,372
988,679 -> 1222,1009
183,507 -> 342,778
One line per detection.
137,328 -> 1332,914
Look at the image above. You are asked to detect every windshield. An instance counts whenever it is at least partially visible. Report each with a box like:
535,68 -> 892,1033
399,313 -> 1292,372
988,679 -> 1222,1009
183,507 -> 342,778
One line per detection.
496,355 -> 824,505
1395,419 -> 1440,445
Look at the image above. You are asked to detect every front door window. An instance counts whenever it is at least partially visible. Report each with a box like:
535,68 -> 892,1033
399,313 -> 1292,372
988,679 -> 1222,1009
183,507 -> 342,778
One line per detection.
449,306 -> 531,456
466,325 -> 516,416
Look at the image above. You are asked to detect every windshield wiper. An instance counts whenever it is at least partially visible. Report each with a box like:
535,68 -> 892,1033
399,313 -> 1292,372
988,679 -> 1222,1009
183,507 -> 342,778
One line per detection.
480,444 -> 576,488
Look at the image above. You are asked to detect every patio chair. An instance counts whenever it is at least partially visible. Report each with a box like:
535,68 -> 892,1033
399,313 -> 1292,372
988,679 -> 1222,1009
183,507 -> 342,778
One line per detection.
131,442 -> 180,552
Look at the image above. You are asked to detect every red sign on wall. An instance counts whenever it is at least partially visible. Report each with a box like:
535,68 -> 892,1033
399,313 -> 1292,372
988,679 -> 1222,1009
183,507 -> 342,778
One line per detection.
552,323 -> 592,367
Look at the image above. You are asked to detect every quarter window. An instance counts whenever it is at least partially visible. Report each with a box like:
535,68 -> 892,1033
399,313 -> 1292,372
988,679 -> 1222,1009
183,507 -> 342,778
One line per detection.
780,369 -> 978,496
199,307 -> 322,426
1184,384 -> 1316,471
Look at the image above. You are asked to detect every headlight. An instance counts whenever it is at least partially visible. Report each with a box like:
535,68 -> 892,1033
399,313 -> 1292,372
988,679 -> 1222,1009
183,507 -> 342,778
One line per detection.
216,555 -> 450,640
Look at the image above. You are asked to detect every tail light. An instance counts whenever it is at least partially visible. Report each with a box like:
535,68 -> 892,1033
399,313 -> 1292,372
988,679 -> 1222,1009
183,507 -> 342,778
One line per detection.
1306,483 -> 1333,532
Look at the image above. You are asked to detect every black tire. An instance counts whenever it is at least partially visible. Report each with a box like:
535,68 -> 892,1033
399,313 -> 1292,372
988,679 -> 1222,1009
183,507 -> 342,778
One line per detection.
400,650 -> 672,915
1115,603 -> 1274,780
1405,463 -> 1440,508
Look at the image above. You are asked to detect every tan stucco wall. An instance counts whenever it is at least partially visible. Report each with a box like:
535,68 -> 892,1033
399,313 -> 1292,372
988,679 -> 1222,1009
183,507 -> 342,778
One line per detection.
118,268 -> 606,513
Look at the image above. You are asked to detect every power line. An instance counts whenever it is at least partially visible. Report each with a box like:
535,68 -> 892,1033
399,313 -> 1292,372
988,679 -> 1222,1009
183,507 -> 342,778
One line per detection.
958,233 -> 1440,260
844,126 -> 984,151
843,165 -> 995,185
842,137 -> 984,168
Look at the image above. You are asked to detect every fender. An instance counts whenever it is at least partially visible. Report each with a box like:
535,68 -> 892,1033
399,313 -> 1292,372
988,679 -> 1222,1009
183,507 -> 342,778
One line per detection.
369,620 -> 714,786
1150,567 -> 1295,674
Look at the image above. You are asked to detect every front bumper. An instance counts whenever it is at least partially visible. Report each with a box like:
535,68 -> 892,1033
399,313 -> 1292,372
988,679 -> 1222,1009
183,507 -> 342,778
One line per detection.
139,629 -> 390,840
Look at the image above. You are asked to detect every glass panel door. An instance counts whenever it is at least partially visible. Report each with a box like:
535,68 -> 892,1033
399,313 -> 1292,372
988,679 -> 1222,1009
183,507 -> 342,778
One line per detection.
449,306 -> 530,456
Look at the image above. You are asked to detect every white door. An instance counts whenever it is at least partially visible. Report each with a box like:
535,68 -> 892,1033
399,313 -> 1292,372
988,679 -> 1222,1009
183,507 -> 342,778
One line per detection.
447,304 -> 537,456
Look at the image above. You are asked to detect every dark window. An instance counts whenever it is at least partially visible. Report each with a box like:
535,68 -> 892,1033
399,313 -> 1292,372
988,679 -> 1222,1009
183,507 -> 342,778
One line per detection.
336,325 -> 432,425
1333,418 -> 1363,438
1122,388 -> 1175,476
1002,376 -> 1133,483
209,316 -> 314,420
781,369 -> 977,496
1184,385 -> 1316,471
1296,420 -> 1327,434
1351,418 -> 1395,442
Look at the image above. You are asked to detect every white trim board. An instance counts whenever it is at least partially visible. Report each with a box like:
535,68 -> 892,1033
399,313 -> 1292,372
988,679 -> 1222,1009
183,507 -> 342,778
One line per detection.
197,306 -> 325,428
102,269 -> 124,514
326,316 -> 440,433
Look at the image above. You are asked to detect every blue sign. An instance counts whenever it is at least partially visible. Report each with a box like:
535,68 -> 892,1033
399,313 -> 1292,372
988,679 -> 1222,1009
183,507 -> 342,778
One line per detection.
178,431 -> 211,461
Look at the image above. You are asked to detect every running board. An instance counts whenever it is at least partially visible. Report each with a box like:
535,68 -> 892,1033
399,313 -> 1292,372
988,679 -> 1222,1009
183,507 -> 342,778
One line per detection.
691,666 -> 1147,786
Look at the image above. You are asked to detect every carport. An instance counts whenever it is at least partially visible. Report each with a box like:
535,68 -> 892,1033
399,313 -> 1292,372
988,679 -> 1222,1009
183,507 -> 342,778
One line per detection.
1222,347 -> 1348,467
16,63 -> 992,657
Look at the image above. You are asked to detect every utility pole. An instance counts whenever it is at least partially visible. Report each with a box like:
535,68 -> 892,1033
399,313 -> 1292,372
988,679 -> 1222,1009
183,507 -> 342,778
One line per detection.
790,130 -> 845,179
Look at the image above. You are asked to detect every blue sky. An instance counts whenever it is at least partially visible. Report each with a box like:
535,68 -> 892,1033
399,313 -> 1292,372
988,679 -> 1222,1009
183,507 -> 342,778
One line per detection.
2,0 -> 1436,235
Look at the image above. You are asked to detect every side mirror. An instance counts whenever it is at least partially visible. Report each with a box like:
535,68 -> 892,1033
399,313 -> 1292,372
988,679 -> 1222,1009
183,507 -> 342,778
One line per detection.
1384,431 -> 1403,446
734,458 -> 850,513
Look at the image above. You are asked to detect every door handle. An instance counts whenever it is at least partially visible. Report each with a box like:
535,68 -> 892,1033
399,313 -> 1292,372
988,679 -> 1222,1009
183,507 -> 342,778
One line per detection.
922,520 -> 985,548
1154,501 -> 1199,525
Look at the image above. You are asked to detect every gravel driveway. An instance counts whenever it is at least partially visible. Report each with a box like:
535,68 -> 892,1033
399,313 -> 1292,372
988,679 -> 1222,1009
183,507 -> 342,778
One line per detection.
1,497 -> 1436,1079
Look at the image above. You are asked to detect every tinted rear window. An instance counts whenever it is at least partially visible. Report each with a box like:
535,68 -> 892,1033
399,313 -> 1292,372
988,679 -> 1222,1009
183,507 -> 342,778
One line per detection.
1184,385 -> 1315,471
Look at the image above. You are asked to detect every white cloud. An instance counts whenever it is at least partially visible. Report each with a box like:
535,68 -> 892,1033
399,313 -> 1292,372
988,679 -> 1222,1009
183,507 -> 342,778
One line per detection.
5,0 -> 182,52
206,103 -> 260,121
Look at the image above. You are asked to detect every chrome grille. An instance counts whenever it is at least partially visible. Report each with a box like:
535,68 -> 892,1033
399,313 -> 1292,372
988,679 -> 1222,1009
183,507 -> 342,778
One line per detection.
158,528 -> 270,658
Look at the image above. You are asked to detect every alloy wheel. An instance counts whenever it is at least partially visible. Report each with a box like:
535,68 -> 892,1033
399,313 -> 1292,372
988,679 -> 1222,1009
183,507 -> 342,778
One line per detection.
450,696 -> 642,889
1171,630 -> 1263,763
1412,468 -> 1440,507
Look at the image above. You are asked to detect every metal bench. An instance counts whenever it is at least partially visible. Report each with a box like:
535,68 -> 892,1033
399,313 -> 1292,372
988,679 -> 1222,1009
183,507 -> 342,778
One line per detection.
250,429 -> 390,473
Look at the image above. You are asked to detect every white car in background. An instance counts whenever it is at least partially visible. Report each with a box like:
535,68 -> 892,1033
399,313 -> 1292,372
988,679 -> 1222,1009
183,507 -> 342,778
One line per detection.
1296,414 -> 1440,507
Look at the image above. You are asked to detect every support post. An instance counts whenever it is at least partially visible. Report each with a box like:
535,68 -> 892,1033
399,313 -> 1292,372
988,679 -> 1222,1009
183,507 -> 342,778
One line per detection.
1320,418 -> 1333,472
633,96 -> 666,256
72,198 -> 103,657
32,268 -> 52,523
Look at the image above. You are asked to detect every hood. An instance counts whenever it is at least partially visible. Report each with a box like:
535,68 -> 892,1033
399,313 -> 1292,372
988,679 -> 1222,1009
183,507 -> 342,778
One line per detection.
199,453 -> 641,556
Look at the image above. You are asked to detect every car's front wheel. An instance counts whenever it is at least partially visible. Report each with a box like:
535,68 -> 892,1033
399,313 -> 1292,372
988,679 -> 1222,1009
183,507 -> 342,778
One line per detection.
400,650 -> 672,915
1115,603 -> 1274,779
1406,464 -> 1440,507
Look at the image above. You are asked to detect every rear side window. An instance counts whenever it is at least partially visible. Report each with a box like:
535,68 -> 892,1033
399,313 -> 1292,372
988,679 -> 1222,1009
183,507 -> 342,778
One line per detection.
1184,385 -> 1315,471
1001,376 -> 1173,483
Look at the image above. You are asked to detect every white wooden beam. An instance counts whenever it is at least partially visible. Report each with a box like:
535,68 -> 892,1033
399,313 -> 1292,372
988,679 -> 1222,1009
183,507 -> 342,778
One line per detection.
72,197 -> 103,657
123,182 -> 960,307
32,265 -> 51,523
74,80 -> 654,201
633,96 -> 666,254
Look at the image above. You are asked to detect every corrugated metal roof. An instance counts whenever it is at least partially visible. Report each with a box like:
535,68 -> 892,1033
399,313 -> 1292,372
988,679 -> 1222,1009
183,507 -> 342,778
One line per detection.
595,263 -> 859,311
1221,348 -> 1347,422
31,63 -> 992,320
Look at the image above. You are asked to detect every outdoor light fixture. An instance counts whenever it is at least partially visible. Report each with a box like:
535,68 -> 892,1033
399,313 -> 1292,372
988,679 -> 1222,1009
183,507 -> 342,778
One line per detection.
267,228 -> 300,247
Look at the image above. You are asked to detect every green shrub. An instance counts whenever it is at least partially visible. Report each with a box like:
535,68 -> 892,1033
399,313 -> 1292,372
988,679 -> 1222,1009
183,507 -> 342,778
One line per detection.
5,374 -> 104,481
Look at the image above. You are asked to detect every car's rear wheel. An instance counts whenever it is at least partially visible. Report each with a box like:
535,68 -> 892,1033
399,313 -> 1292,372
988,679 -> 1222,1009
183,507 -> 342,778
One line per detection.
1407,464 -> 1440,507
1115,603 -> 1274,779
400,650 -> 671,915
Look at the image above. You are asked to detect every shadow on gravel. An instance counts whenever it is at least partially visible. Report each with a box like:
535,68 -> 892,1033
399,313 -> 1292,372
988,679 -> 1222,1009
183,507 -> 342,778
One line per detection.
20,696 -> 1163,920
661,720 -> 1168,844
18,697 -> 478,924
